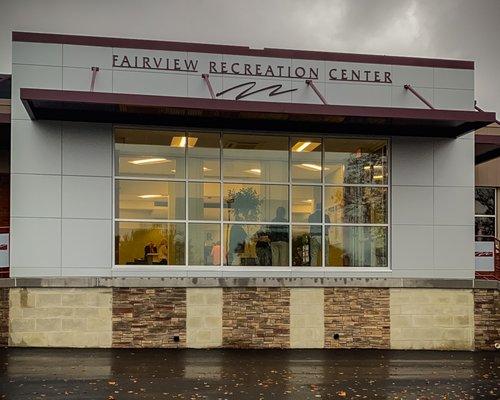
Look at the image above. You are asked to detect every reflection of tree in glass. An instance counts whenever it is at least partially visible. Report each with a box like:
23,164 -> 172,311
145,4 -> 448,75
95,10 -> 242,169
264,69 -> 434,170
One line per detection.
475,188 -> 495,215
344,151 -> 386,184
225,187 -> 262,221
343,187 -> 386,224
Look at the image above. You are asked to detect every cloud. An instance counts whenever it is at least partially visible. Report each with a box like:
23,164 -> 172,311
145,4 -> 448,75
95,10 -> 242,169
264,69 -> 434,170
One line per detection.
0,0 -> 498,111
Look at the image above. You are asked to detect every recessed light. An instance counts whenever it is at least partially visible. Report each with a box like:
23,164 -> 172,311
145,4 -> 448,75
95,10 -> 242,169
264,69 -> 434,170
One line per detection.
292,141 -> 321,152
245,168 -> 261,174
138,194 -> 165,199
171,136 -> 198,148
299,163 -> 322,171
129,157 -> 170,165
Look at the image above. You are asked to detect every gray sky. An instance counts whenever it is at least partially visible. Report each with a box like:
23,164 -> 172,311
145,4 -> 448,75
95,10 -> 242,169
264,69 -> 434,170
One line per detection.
1,0 -> 499,112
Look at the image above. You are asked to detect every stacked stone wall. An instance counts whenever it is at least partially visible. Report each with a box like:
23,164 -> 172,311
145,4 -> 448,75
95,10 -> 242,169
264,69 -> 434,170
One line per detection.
0,288 -> 8,346
324,288 -> 390,349
474,289 -> 499,350
112,288 -> 186,348
222,287 -> 289,348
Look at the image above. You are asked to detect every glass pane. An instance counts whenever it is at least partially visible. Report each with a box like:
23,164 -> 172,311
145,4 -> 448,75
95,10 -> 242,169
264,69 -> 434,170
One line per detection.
115,222 -> 185,265
325,226 -> 387,267
291,137 -> 322,182
292,185 -> 322,223
188,182 -> 220,221
325,186 -> 388,224
222,134 -> 288,182
475,187 -> 495,216
475,217 -> 496,238
324,138 -> 388,184
224,224 -> 289,266
116,180 -> 185,220
223,183 -> 288,222
188,223 -> 221,266
187,132 -> 220,179
115,127 -> 186,178
292,225 -> 322,266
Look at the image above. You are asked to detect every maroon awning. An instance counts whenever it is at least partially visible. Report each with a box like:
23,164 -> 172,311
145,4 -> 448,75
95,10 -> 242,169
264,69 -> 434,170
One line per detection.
475,133 -> 500,164
20,88 -> 496,138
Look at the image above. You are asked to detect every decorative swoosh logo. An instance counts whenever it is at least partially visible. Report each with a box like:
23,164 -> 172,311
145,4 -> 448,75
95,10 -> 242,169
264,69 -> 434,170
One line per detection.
216,81 -> 297,101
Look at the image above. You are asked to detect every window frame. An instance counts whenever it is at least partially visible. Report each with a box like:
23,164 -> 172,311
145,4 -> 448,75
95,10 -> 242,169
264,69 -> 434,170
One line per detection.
112,124 -> 391,272
474,186 -> 497,239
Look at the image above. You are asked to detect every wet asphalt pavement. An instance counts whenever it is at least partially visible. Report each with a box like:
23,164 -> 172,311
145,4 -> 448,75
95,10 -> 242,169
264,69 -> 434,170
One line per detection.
0,348 -> 498,399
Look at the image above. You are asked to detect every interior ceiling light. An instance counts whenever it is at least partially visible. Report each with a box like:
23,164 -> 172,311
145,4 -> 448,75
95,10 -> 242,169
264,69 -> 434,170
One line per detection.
299,163 -> 322,171
373,175 -> 384,179
291,141 -> 321,152
245,168 -> 262,174
363,165 -> 371,170
129,157 -> 170,165
171,136 -> 198,148
138,194 -> 166,199
203,167 -> 212,171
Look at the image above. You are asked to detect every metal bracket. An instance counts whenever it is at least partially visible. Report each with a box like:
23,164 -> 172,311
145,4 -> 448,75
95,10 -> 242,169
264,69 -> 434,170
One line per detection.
90,67 -> 100,92
202,74 -> 216,99
404,84 -> 434,109
306,79 -> 328,105
475,101 -> 500,125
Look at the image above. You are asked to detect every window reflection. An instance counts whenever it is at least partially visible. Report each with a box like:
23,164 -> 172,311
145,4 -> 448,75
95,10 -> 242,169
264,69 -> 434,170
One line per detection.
292,225 -> 322,266
223,184 -> 288,222
291,137 -> 322,182
325,226 -> 387,267
114,128 -> 390,269
324,138 -> 387,185
223,134 -> 288,182
188,182 -> 220,221
187,132 -> 220,180
475,187 -> 495,216
116,222 -> 185,265
116,180 -> 185,220
188,223 -> 221,265
115,128 -> 186,178
325,186 -> 387,224
475,217 -> 495,238
224,224 -> 289,266
292,185 -> 322,223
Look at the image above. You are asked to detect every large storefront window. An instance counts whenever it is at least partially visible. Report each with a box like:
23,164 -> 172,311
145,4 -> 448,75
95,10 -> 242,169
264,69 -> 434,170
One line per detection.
475,187 -> 496,240
114,127 -> 389,268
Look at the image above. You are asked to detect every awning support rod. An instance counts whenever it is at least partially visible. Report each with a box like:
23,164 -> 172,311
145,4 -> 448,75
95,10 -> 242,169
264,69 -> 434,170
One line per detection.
90,67 -> 100,92
404,84 -> 434,109
306,79 -> 328,105
475,101 -> 500,125
202,74 -> 216,99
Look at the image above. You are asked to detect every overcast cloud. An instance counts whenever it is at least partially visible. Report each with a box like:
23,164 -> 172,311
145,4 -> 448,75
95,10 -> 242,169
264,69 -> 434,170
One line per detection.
0,0 -> 499,112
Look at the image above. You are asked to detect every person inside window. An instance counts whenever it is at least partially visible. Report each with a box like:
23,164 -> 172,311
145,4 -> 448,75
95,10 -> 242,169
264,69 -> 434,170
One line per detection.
269,206 -> 288,266
158,239 -> 168,265
308,203 -> 328,266
144,241 -> 158,265
255,229 -> 272,266
228,224 -> 247,265
204,233 -> 214,264
211,241 -> 221,266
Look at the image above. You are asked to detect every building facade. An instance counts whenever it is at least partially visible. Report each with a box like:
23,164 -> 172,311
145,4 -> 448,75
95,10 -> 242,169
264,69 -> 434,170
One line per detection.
0,32 -> 498,350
